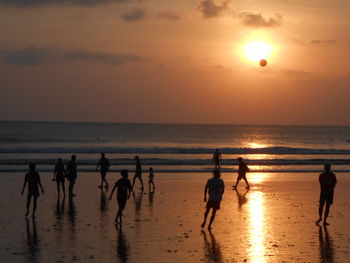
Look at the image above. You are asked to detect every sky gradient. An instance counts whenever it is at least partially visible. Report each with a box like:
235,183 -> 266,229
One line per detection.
0,0 -> 349,125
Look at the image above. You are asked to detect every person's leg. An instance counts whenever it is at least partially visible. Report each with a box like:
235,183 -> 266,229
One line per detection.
317,201 -> 325,224
26,195 -> 32,216
103,173 -> 109,188
132,175 -> 137,188
32,196 -> 37,218
151,181 -> 155,192
243,176 -> 250,188
99,173 -> 103,188
201,207 -> 210,228
208,209 -> 218,230
138,176 -> 144,189
233,177 -> 241,188
56,181 -> 60,195
61,181 -> 66,196
323,203 -> 331,225
69,180 -> 76,196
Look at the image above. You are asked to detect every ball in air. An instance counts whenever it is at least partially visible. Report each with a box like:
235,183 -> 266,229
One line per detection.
259,59 -> 267,67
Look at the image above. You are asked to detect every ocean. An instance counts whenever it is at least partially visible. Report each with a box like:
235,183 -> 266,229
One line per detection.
1,121 -> 350,173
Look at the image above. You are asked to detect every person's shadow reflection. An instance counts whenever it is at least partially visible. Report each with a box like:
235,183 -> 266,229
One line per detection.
55,195 -> 65,220
319,225 -> 334,263
115,225 -> 129,263
235,188 -> 249,210
25,218 -> 40,262
68,195 -> 77,243
100,188 -> 108,213
201,230 -> 223,262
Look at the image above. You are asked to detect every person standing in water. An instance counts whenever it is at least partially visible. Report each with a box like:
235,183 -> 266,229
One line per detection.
66,155 -> 77,197
201,169 -> 225,230
109,169 -> 132,225
316,164 -> 337,226
52,158 -> 66,196
132,156 -> 144,190
148,167 -> 155,192
233,157 -> 250,189
96,153 -> 110,189
21,163 -> 44,218
212,149 -> 222,169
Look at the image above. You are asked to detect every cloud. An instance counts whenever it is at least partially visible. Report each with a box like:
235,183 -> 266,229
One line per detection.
238,12 -> 282,27
0,46 -> 146,66
157,10 -> 181,21
120,8 -> 146,21
0,0 -> 128,7
310,39 -> 336,44
198,0 -> 230,18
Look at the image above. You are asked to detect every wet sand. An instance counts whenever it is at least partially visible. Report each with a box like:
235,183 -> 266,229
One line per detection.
1,171 -> 350,263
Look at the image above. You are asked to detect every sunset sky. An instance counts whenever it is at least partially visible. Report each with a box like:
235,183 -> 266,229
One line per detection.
0,0 -> 349,125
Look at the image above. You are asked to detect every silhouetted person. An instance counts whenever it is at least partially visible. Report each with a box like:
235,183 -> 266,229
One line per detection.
148,167 -> 155,192
109,169 -> 132,225
212,148 -> 222,169
66,155 -> 77,197
233,157 -> 250,189
132,156 -> 144,190
316,164 -> 337,226
52,158 -> 66,196
21,163 -> 44,218
201,169 -> 225,230
96,153 -> 110,189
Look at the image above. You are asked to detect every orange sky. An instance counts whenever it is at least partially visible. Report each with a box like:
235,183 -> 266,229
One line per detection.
0,0 -> 349,125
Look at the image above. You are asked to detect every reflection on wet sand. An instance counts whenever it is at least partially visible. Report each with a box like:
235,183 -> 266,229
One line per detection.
248,191 -> 266,263
68,196 -> 77,243
55,195 -> 65,220
133,190 -> 143,226
99,189 -> 108,213
25,218 -> 40,263
201,230 -> 222,263
235,188 -> 249,210
116,225 -> 129,263
319,225 -> 334,263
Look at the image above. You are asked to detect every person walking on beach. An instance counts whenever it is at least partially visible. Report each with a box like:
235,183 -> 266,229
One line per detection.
316,164 -> 337,226
212,149 -> 222,169
132,156 -> 144,190
233,157 -> 250,189
201,169 -> 225,230
66,154 -> 77,197
96,153 -> 110,189
52,158 -> 66,196
109,169 -> 132,225
148,167 -> 155,192
21,163 -> 44,218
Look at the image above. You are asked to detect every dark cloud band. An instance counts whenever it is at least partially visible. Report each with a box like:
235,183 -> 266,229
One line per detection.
0,46 -> 146,66
0,0 -> 127,7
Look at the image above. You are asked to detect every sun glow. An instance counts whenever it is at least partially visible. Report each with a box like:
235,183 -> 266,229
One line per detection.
244,41 -> 272,62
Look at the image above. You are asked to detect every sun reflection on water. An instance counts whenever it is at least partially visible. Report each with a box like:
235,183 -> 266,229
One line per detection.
248,191 -> 266,263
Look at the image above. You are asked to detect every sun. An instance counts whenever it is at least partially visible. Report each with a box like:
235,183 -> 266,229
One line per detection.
244,41 -> 272,62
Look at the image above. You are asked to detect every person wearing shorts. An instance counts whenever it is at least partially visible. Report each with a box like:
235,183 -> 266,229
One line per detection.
96,153 -> 110,189
201,169 -> 225,230
132,156 -> 144,190
21,163 -> 44,218
109,169 -> 132,225
316,164 -> 337,225
53,158 -> 65,196
233,157 -> 250,189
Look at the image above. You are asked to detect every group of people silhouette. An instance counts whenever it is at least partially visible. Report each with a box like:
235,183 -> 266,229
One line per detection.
21,154 -> 155,225
21,149 -> 337,229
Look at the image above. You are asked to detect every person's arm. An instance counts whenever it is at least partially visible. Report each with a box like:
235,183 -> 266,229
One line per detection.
219,153 -> 222,161
127,182 -> 132,199
109,184 -> 117,200
203,183 -> 208,202
95,160 -> 100,171
221,182 -> 225,197
107,160 -> 110,171
38,174 -> 44,194
333,174 -> 337,189
52,165 -> 57,181
21,175 -> 27,195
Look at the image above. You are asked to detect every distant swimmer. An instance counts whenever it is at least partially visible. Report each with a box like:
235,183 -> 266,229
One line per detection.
132,156 -> 144,190
52,158 -> 66,196
66,155 -> 77,197
233,157 -> 250,189
212,149 -> 222,169
96,153 -> 110,189
109,169 -> 132,225
21,163 -> 44,218
201,169 -> 225,230
316,164 -> 337,226
148,167 -> 155,192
